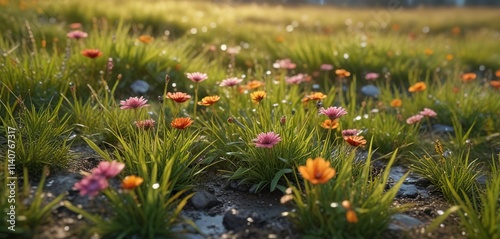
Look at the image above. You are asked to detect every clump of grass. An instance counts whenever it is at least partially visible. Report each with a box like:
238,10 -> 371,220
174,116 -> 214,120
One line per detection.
283,144 -> 407,238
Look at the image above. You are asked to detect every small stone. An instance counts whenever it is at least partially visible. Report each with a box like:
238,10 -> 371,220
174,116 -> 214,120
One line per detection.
432,124 -> 454,134
360,84 -> 380,97
391,214 -> 424,228
415,177 -> 431,187
190,191 -> 221,210
130,80 -> 150,94
396,184 -> 419,198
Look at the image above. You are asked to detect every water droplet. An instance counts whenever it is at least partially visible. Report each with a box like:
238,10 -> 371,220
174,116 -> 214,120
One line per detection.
152,183 -> 160,189
330,202 -> 338,208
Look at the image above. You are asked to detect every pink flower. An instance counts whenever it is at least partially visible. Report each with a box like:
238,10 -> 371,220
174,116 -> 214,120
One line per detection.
272,58 -> 296,70
420,108 -> 437,117
319,106 -> 348,120
67,30 -> 88,40
253,132 -> 282,148
320,64 -> 333,71
73,174 -> 109,198
406,114 -> 424,124
120,96 -> 150,110
342,129 -> 362,137
186,72 -> 208,83
285,74 -> 305,85
135,119 -> 156,130
365,73 -> 380,81
219,77 -> 243,87
92,161 -> 125,179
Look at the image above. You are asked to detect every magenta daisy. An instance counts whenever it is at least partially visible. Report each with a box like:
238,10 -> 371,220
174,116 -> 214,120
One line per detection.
406,114 -> 424,124
272,58 -> 296,70
186,72 -> 208,83
342,129 -> 362,137
320,64 -> 333,71
119,96 -> 150,110
252,132 -> 282,148
73,174 -> 109,198
319,106 -> 348,120
285,73 -> 305,85
92,160 -> 125,179
219,77 -> 243,87
67,30 -> 88,40
365,73 -> 380,81
420,108 -> 437,117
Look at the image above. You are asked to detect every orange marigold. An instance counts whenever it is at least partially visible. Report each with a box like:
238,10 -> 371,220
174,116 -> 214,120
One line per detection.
335,69 -> 351,78
408,82 -> 426,93
495,70 -> 500,78
122,175 -> 144,190
302,92 -> 327,103
490,81 -> 500,90
171,117 -> 193,129
424,48 -> 433,56
250,91 -> 266,104
320,119 -> 339,130
343,135 -> 367,147
198,95 -> 220,106
81,49 -> 102,59
461,73 -> 477,82
138,35 -> 154,44
246,80 -> 264,90
346,210 -> 359,223
390,99 -> 402,108
298,157 -> 336,185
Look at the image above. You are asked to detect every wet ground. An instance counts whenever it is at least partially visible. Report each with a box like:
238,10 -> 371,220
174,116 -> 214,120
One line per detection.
28,145 -> 467,239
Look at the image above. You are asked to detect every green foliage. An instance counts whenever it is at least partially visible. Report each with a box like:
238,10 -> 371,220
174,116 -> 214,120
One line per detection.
285,144 -> 407,238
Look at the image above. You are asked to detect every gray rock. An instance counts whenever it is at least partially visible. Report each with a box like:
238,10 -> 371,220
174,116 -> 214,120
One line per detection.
360,84 -> 380,97
130,80 -> 150,94
391,214 -> 424,228
397,184 -> 419,198
45,173 -> 81,196
432,124 -> 454,134
415,177 -> 432,187
190,191 -> 221,210
222,208 -> 262,230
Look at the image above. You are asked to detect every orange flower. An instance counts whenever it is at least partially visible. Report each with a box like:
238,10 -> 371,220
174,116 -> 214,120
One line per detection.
446,54 -> 454,61
298,157 -> 336,185
171,117 -> 193,129
495,70 -> 500,78
250,91 -> 266,104
461,73 -> 477,82
490,81 -> 500,90
81,49 -> 103,59
452,26 -> 461,35
198,95 -> 220,106
342,200 -> 352,210
302,92 -> 327,103
122,175 -> 144,190
246,80 -> 264,90
320,119 -> 339,130
424,48 -> 433,56
391,24 -> 400,31
167,92 -> 191,103
346,210 -> 359,223
343,135 -> 367,147
138,35 -> 154,44
275,36 -> 285,43
408,82 -> 426,92
390,99 -> 402,108
335,69 -> 351,78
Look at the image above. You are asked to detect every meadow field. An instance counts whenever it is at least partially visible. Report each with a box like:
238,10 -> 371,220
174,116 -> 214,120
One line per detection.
1,0 -> 500,238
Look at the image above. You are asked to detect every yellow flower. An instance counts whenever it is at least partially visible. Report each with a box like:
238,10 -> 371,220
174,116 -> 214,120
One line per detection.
298,157 -> 336,184
424,48 -> 433,56
408,82 -> 426,92
250,91 -> 266,104
198,95 -> 220,106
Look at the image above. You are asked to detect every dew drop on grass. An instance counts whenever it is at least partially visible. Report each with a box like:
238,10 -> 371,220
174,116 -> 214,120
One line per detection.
330,202 -> 338,208
171,83 -> 176,87
152,183 -> 160,189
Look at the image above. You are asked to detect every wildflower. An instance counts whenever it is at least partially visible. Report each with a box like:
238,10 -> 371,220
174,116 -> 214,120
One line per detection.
280,115 -> 286,125
275,36 -> 285,43
461,73 -> 477,82
302,92 -> 327,103
343,135 -> 367,147
496,70 -> 500,78
452,26 -> 461,35
342,200 -> 352,210
250,91 -> 266,104
335,69 -> 351,78
406,114 -> 424,124
138,35 -> 154,43
319,106 -> 348,120
81,49 -> 102,59
245,80 -> 265,90
220,77 -> 243,87
320,119 -> 339,130
253,132 -> 282,148
446,54 -> 454,61
365,72 -> 379,81
424,48 -> 433,56
122,175 -> 144,190
390,99 -> 402,107
167,92 -> 191,103
198,95 -> 220,106
73,174 -> 109,198
408,82 -> 426,92
273,58 -> 296,70
93,160 -> 125,179
134,119 -> 156,130
346,210 -> 359,223
420,108 -> 437,117
226,46 -> 240,55
186,72 -> 208,83
171,117 -> 194,129
298,157 -> 336,184
67,30 -> 88,40
120,96 -> 150,110
342,129 -> 361,137
490,81 -> 500,90
320,64 -> 333,71
392,24 -> 400,31
69,22 -> 82,29
285,74 -> 305,85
